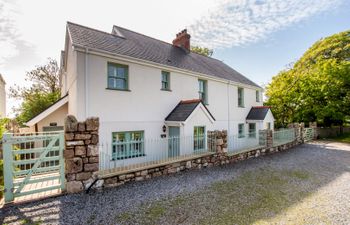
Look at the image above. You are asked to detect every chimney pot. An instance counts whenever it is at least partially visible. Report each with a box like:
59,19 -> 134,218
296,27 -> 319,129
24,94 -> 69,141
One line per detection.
172,29 -> 191,52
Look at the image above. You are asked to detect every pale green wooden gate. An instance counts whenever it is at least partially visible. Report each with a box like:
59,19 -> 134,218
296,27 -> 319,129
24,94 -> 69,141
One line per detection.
2,132 -> 65,203
303,128 -> 314,142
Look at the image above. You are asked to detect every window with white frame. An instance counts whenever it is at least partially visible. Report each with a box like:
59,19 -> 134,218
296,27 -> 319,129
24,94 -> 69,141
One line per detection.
256,90 -> 260,102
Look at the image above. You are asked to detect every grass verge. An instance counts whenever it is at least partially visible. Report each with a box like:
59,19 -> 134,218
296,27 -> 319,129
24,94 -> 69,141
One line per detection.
114,168 -> 314,225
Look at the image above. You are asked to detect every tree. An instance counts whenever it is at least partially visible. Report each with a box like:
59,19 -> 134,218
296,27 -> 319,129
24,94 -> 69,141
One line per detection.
10,59 -> 61,126
191,46 -> 214,57
265,30 -> 350,127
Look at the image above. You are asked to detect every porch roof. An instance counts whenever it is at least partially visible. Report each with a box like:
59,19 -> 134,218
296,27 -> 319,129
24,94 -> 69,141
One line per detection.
165,99 -> 215,122
246,106 -> 271,121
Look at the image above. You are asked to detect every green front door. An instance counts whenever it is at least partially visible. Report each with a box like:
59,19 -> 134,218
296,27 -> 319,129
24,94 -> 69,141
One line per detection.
168,126 -> 180,157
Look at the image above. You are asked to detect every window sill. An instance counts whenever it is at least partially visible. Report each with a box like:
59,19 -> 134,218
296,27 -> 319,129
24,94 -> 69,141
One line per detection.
238,106 -> 245,108
112,153 -> 146,160
106,88 -> 131,92
160,88 -> 172,92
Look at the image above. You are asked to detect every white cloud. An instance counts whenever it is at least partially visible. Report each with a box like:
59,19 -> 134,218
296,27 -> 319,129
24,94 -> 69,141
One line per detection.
0,0 -> 20,65
189,0 -> 343,49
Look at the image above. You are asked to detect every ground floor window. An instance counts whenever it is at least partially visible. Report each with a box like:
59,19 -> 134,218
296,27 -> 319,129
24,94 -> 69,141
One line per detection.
249,123 -> 256,138
266,122 -> 271,130
194,126 -> 206,152
238,123 -> 245,138
112,131 -> 144,160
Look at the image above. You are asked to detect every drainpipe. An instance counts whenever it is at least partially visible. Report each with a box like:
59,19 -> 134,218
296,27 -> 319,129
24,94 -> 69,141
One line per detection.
85,48 -> 89,119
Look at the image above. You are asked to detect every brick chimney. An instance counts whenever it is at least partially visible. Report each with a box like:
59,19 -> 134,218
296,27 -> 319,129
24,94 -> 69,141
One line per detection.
172,29 -> 191,51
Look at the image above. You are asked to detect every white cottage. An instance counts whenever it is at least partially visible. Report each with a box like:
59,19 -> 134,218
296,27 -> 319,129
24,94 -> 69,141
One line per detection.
26,22 -> 274,163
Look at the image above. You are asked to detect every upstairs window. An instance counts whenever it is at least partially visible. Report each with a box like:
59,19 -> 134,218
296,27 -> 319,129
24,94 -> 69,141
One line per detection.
161,71 -> 170,90
198,79 -> 208,104
108,63 -> 129,90
238,123 -> 245,138
238,87 -> 244,107
256,90 -> 260,102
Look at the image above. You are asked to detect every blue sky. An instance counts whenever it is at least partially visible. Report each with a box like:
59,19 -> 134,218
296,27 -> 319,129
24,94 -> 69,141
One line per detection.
213,0 -> 350,87
0,0 -> 349,115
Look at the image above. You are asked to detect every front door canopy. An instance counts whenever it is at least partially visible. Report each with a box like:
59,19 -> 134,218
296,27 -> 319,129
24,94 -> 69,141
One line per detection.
164,99 -> 215,125
246,106 -> 272,121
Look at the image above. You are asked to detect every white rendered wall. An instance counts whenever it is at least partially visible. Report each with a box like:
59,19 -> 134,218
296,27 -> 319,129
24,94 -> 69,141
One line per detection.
263,110 -> 275,130
36,103 -> 68,132
62,49 -> 272,167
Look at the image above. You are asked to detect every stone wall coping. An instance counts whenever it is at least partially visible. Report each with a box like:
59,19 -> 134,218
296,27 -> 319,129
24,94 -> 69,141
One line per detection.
98,152 -> 215,179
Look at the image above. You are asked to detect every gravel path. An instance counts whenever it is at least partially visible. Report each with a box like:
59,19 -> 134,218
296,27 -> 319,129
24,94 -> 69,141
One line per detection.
1,141 -> 350,225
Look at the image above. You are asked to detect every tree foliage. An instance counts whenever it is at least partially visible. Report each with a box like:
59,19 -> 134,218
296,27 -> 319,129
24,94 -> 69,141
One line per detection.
9,59 -> 61,126
265,30 -> 350,127
191,46 -> 214,57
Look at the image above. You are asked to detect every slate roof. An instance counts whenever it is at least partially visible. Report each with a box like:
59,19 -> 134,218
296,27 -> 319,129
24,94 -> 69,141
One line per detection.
165,99 -> 215,122
66,22 -> 260,87
246,106 -> 271,120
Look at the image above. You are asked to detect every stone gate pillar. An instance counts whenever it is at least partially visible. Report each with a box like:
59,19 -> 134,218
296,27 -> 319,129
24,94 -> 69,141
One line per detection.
64,115 -> 100,193
309,122 -> 318,140
266,129 -> 273,148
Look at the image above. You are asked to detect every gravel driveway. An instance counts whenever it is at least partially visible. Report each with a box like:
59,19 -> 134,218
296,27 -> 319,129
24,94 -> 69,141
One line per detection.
1,141 -> 350,225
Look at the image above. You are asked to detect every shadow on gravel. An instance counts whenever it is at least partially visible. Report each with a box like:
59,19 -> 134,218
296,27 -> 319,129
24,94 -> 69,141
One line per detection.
1,142 -> 350,225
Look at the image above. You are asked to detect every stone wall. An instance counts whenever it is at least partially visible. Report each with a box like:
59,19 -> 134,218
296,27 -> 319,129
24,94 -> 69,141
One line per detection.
207,130 -> 228,153
288,122 -> 305,144
64,115 -> 101,193
100,128 -> 301,189
309,122 -> 317,139
62,121 -> 314,193
102,136 -> 299,189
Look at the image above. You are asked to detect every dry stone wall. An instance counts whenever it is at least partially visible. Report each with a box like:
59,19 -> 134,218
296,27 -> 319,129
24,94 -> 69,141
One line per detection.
102,136 -> 299,188
62,119 -> 314,193
64,115 -> 101,193
101,128 -> 301,189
